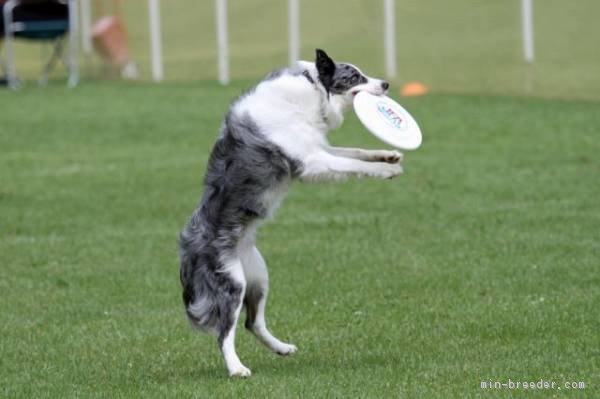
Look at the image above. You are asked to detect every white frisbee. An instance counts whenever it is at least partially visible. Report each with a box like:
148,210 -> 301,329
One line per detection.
353,91 -> 422,150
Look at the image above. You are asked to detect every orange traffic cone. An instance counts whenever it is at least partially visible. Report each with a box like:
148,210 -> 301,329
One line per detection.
400,82 -> 428,97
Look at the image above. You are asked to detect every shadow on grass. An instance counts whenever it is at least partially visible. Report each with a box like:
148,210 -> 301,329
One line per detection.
249,351 -> 406,378
146,349 -> 406,384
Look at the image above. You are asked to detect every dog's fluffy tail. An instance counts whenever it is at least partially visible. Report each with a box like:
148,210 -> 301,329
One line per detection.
179,228 -> 221,335
180,252 -> 219,334
179,227 -> 243,338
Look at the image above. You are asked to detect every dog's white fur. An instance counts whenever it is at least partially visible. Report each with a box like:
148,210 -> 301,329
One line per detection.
234,61 -> 403,185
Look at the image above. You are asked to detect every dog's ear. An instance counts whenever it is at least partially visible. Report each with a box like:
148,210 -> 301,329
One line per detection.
315,49 -> 335,91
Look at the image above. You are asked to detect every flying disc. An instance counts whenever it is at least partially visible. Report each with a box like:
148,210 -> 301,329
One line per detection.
353,91 -> 422,150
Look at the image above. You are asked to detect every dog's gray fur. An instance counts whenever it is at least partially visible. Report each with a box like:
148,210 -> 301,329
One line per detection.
179,111 -> 300,344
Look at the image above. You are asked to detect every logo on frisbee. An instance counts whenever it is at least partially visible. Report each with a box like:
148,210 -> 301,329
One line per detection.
376,102 -> 406,130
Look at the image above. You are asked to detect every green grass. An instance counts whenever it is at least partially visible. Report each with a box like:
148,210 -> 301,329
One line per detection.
1,82 -> 599,397
8,0 -> 600,99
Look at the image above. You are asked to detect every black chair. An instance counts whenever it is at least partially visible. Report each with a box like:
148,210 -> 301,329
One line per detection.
1,0 -> 78,89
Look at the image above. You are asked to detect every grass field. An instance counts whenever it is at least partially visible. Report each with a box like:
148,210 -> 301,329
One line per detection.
1,81 -> 599,397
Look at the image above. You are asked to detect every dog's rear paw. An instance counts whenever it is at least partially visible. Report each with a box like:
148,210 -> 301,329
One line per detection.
229,365 -> 252,378
276,343 -> 298,356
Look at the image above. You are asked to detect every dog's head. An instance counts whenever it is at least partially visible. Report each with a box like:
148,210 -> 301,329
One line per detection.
313,49 -> 389,104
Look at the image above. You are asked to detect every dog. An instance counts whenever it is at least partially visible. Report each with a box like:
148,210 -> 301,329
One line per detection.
179,49 -> 403,378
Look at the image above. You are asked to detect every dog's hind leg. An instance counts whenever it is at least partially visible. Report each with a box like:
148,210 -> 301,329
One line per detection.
217,257 -> 251,378
242,246 -> 297,356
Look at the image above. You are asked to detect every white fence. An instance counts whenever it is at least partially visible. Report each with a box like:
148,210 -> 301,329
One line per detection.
77,0 -> 535,84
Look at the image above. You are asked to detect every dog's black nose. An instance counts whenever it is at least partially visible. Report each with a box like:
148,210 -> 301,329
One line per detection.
381,81 -> 390,91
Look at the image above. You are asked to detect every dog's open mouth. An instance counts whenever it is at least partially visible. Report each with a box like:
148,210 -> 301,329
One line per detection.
352,90 -> 385,97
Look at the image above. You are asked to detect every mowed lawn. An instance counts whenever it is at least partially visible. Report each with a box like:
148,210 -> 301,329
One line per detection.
1,82 -> 599,398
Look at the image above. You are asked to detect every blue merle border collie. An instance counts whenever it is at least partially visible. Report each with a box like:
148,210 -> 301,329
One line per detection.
179,49 -> 403,377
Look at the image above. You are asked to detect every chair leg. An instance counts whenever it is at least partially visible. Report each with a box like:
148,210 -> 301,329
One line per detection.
3,0 -> 20,89
60,38 -> 78,86
0,56 -> 8,86
39,42 -> 48,86
0,53 -> 7,75
40,40 -> 64,86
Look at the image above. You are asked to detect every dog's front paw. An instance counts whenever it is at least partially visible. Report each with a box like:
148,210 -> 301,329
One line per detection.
372,150 -> 403,164
275,343 -> 298,357
383,150 -> 403,164
229,364 -> 252,378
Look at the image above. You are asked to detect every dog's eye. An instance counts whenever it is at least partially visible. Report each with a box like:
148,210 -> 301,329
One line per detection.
350,75 -> 359,84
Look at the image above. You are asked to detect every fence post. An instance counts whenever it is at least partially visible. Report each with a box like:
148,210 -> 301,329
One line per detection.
67,0 -> 79,87
383,0 -> 396,79
521,0 -> 535,63
216,0 -> 230,84
288,0 -> 300,67
148,0 -> 164,81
